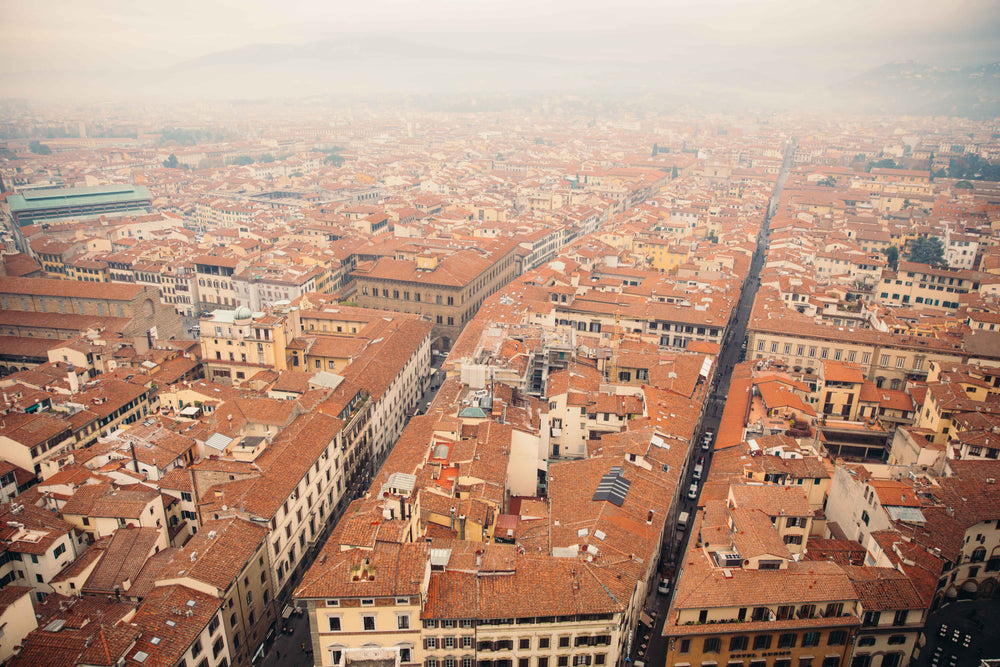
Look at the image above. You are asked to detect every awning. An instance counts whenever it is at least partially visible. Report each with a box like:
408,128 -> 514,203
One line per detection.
639,611 -> 654,627
961,580 -> 978,593
205,432 -> 233,451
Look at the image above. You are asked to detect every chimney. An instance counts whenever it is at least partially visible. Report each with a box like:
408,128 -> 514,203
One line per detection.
459,515 -> 466,541
450,507 -> 456,531
399,495 -> 406,521
67,372 -> 80,393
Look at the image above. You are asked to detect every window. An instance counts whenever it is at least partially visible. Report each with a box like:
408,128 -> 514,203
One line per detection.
558,636 -> 570,648
363,615 -> 376,631
802,632 -> 820,647
892,609 -> 908,626
703,637 -> 720,653
398,614 -> 410,630
857,636 -> 876,647
401,647 -> 412,663
729,635 -> 748,651
887,635 -> 907,645
862,610 -> 880,627
778,633 -> 796,648
519,639 -> 530,650
753,635 -> 772,650
881,654 -> 902,667
679,638 -> 690,653
828,630 -> 847,645
821,659 -> 840,667
539,637 -> 550,649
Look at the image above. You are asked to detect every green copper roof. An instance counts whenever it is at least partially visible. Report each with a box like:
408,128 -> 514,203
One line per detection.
8,184 -> 152,214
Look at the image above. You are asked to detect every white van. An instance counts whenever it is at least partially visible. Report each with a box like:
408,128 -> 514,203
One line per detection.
692,463 -> 704,480
677,511 -> 690,531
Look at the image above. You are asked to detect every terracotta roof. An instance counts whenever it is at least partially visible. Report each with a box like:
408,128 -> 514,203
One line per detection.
156,517 -> 268,591
0,276 -> 143,301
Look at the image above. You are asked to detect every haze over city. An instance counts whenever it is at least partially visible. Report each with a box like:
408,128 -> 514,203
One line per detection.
3,0 -> 1000,108
1,3 -> 1000,667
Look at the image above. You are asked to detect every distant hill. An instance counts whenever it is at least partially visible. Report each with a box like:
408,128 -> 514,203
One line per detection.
831,61 -> 1000,118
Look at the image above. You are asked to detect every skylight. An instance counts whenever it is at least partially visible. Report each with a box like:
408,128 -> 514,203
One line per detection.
592,466 -> 631,507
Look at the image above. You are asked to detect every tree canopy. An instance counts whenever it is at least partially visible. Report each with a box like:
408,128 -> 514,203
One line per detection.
882,245 -> 899,271
162,154 -> 179,169
906,237 -> 945,266
868,158 -> 897,171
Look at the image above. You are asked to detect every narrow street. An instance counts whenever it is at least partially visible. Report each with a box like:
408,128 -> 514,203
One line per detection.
630,139 -> 797,666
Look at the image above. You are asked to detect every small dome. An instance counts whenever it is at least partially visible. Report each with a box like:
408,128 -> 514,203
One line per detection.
234,306 -> 252,320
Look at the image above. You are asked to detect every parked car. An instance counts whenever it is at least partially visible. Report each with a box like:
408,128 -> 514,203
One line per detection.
687,483 -> 699,500
657,577 -> 671,594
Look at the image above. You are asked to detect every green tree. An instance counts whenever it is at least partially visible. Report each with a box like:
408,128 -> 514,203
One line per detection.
671,166 -> 679,179
162,153 -> 179,168
28,140 -> 52,155
882,245 -> 899,271
324,153 -> 344,167
868,158 -> 897,171
231,155 -> 253,165
955,180 -> 973,189
906,237 -> 945,266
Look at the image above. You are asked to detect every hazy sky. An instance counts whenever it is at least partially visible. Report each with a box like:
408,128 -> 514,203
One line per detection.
3,0 -> 999,74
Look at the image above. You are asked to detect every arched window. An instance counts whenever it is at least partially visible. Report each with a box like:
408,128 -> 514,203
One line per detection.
971,547 -> 986,563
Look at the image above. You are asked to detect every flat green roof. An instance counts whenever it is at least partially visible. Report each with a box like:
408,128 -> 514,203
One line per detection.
9,184 -> 152,214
